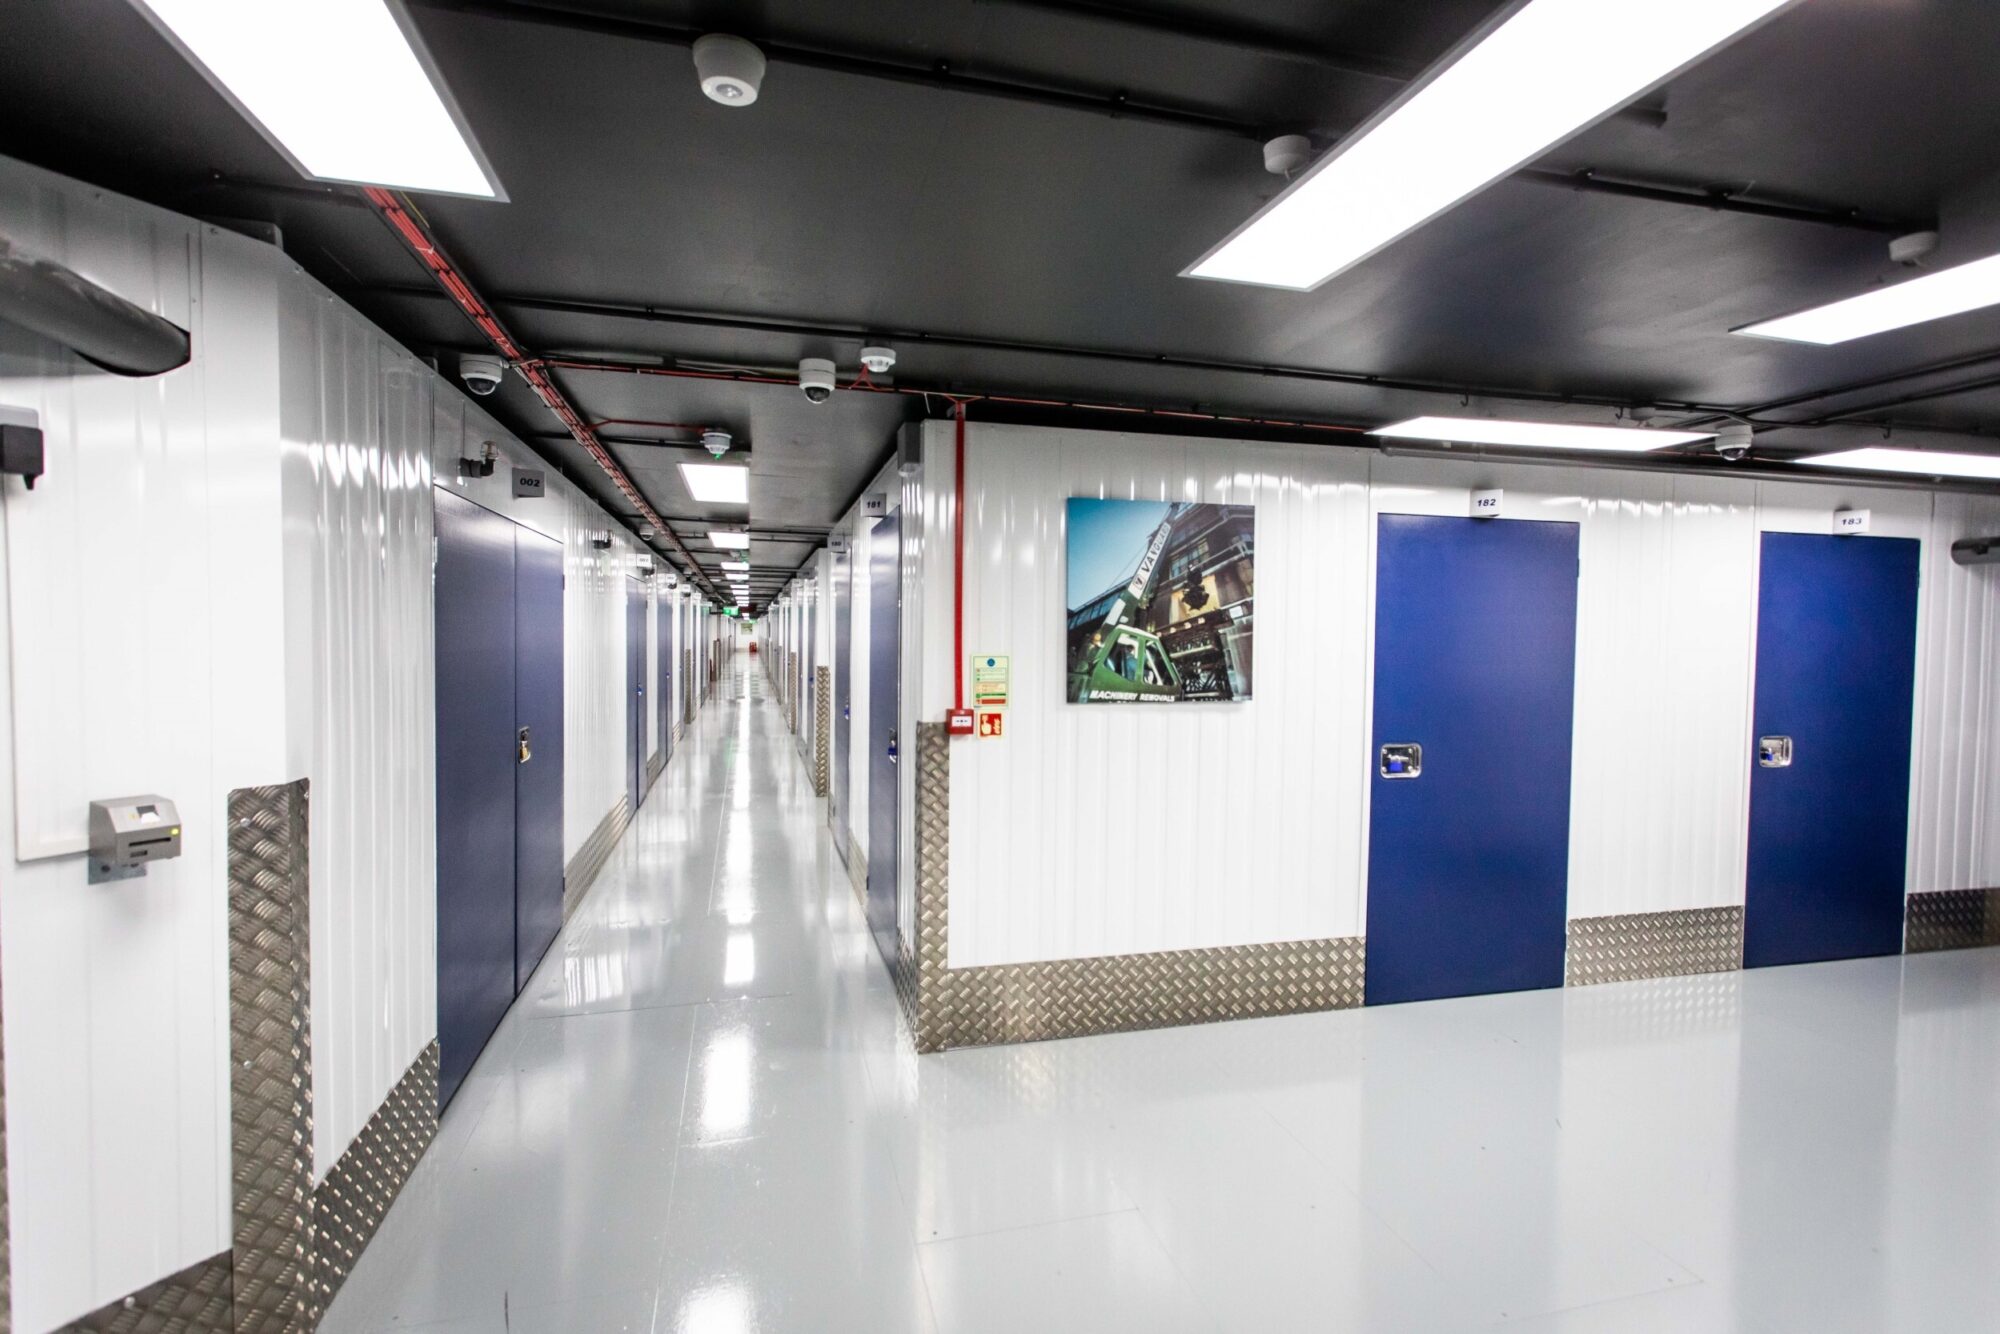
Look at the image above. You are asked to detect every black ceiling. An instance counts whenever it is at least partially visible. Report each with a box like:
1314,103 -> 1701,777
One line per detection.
9,0 -> 2000,608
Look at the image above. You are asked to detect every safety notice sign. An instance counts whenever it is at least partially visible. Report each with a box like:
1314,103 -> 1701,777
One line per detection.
972,654 -> 1010,708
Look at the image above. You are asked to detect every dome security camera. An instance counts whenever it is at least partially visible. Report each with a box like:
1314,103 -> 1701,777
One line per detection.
798,357 -> 837,404
1716,422 -> 1754,462
460,353 -> 505,397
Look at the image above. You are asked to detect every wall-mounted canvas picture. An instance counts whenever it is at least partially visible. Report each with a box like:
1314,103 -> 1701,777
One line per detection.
1065,498 -> 1255,703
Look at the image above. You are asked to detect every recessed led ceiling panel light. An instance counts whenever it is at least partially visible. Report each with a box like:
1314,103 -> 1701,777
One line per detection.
1371,416 -> 1713,452
130,0 -> 502,198
1736,252 -> 2000,344
679,462 -> 750,504
721,560 -> 750,572
1798,447 -> 2000,480
1185,0 -> 1795,290
709,531 -> 751,550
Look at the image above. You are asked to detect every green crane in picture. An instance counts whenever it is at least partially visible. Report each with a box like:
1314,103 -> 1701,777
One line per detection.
1066,508 -> 1184,702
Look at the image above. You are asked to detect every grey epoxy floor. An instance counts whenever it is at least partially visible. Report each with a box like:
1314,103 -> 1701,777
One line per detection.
324,659 -> 2000,1333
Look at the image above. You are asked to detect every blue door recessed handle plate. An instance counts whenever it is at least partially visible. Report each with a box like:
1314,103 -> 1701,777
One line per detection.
1380,743 -> 1422,779
1758,735 -> 1793,768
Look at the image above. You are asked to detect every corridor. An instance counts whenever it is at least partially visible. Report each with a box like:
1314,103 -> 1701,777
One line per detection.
323,659 -> 924,1332
315,659 -> 2000,1334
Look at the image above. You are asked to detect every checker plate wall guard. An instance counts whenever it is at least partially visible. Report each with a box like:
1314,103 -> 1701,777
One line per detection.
60,1254 -> 234,1333
1565,907 -> 1745,986
228,780 -> 316,1334
813,667 -> 832,797
310,1044 -> 438,1313
1906,888 -> 2000,953
907,724 -> 1365,1053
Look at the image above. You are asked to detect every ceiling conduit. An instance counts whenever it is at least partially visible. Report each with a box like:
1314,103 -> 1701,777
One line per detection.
0,234 -> 191,376
360,187 -> 720,597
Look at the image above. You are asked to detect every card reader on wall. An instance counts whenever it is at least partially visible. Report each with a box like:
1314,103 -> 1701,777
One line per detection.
88,796 -> 182,884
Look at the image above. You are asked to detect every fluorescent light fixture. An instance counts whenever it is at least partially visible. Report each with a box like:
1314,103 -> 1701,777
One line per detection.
1798,447 -> 2000,480
1371,416 -> 1713,452
721,560 -> 750,572
130,0 -> 502,198
1736,252 -> 2000,344
680,462 -> 750,504
1186,0 -> 1793,289
709,530 -> 751,550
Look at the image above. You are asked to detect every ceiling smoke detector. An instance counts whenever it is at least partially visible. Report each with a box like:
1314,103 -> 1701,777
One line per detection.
702,428 -> 733,459
1890,230 -> 1940,267
859,346 -> 897,374
1262,134 -> 1312,177
693,34 -> 766,107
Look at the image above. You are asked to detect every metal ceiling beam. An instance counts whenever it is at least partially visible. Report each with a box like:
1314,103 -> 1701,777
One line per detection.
410,0 -> 1262,138
531,428 -> 751,453
1516,168 -> 1921,235
973,0 -> 1668,130
1793,370 -> 2000,428
1672,345 -> 2000,429
358,188 -> 722,600
360,281 -> 1736,415
403,1 -> 1898,228
970,0 -> 1418,82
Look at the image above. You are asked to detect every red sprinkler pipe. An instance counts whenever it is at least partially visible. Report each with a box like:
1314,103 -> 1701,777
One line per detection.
359,187 -> 722,599
954,400 -> 968,716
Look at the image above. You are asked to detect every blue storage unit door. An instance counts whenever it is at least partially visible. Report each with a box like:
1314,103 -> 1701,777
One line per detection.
1745,533 -> 1920,968
627,578 -> 646,814
832,548 -> 853,864
434,490 -> 519,1108
668,592 -> 684,768
513,527 -> 565,992
1366,514 -> 1580,1006
866,516 -> 901,968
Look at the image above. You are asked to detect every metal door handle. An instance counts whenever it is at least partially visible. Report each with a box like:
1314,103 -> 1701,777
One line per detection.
1379,743 -> 1421,779
1757,736 -> 1793,768
888,732 -> 898,764
518,726 -> 533,764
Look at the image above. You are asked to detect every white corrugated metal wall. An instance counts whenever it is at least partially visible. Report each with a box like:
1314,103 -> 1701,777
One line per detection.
0,160 -> 287,1329
926,423 -> 2000,971
277,271 -> 437,1182
0,153 -> 669,1329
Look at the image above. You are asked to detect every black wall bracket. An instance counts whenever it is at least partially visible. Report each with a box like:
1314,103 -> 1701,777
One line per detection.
0,422 -> 43,490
